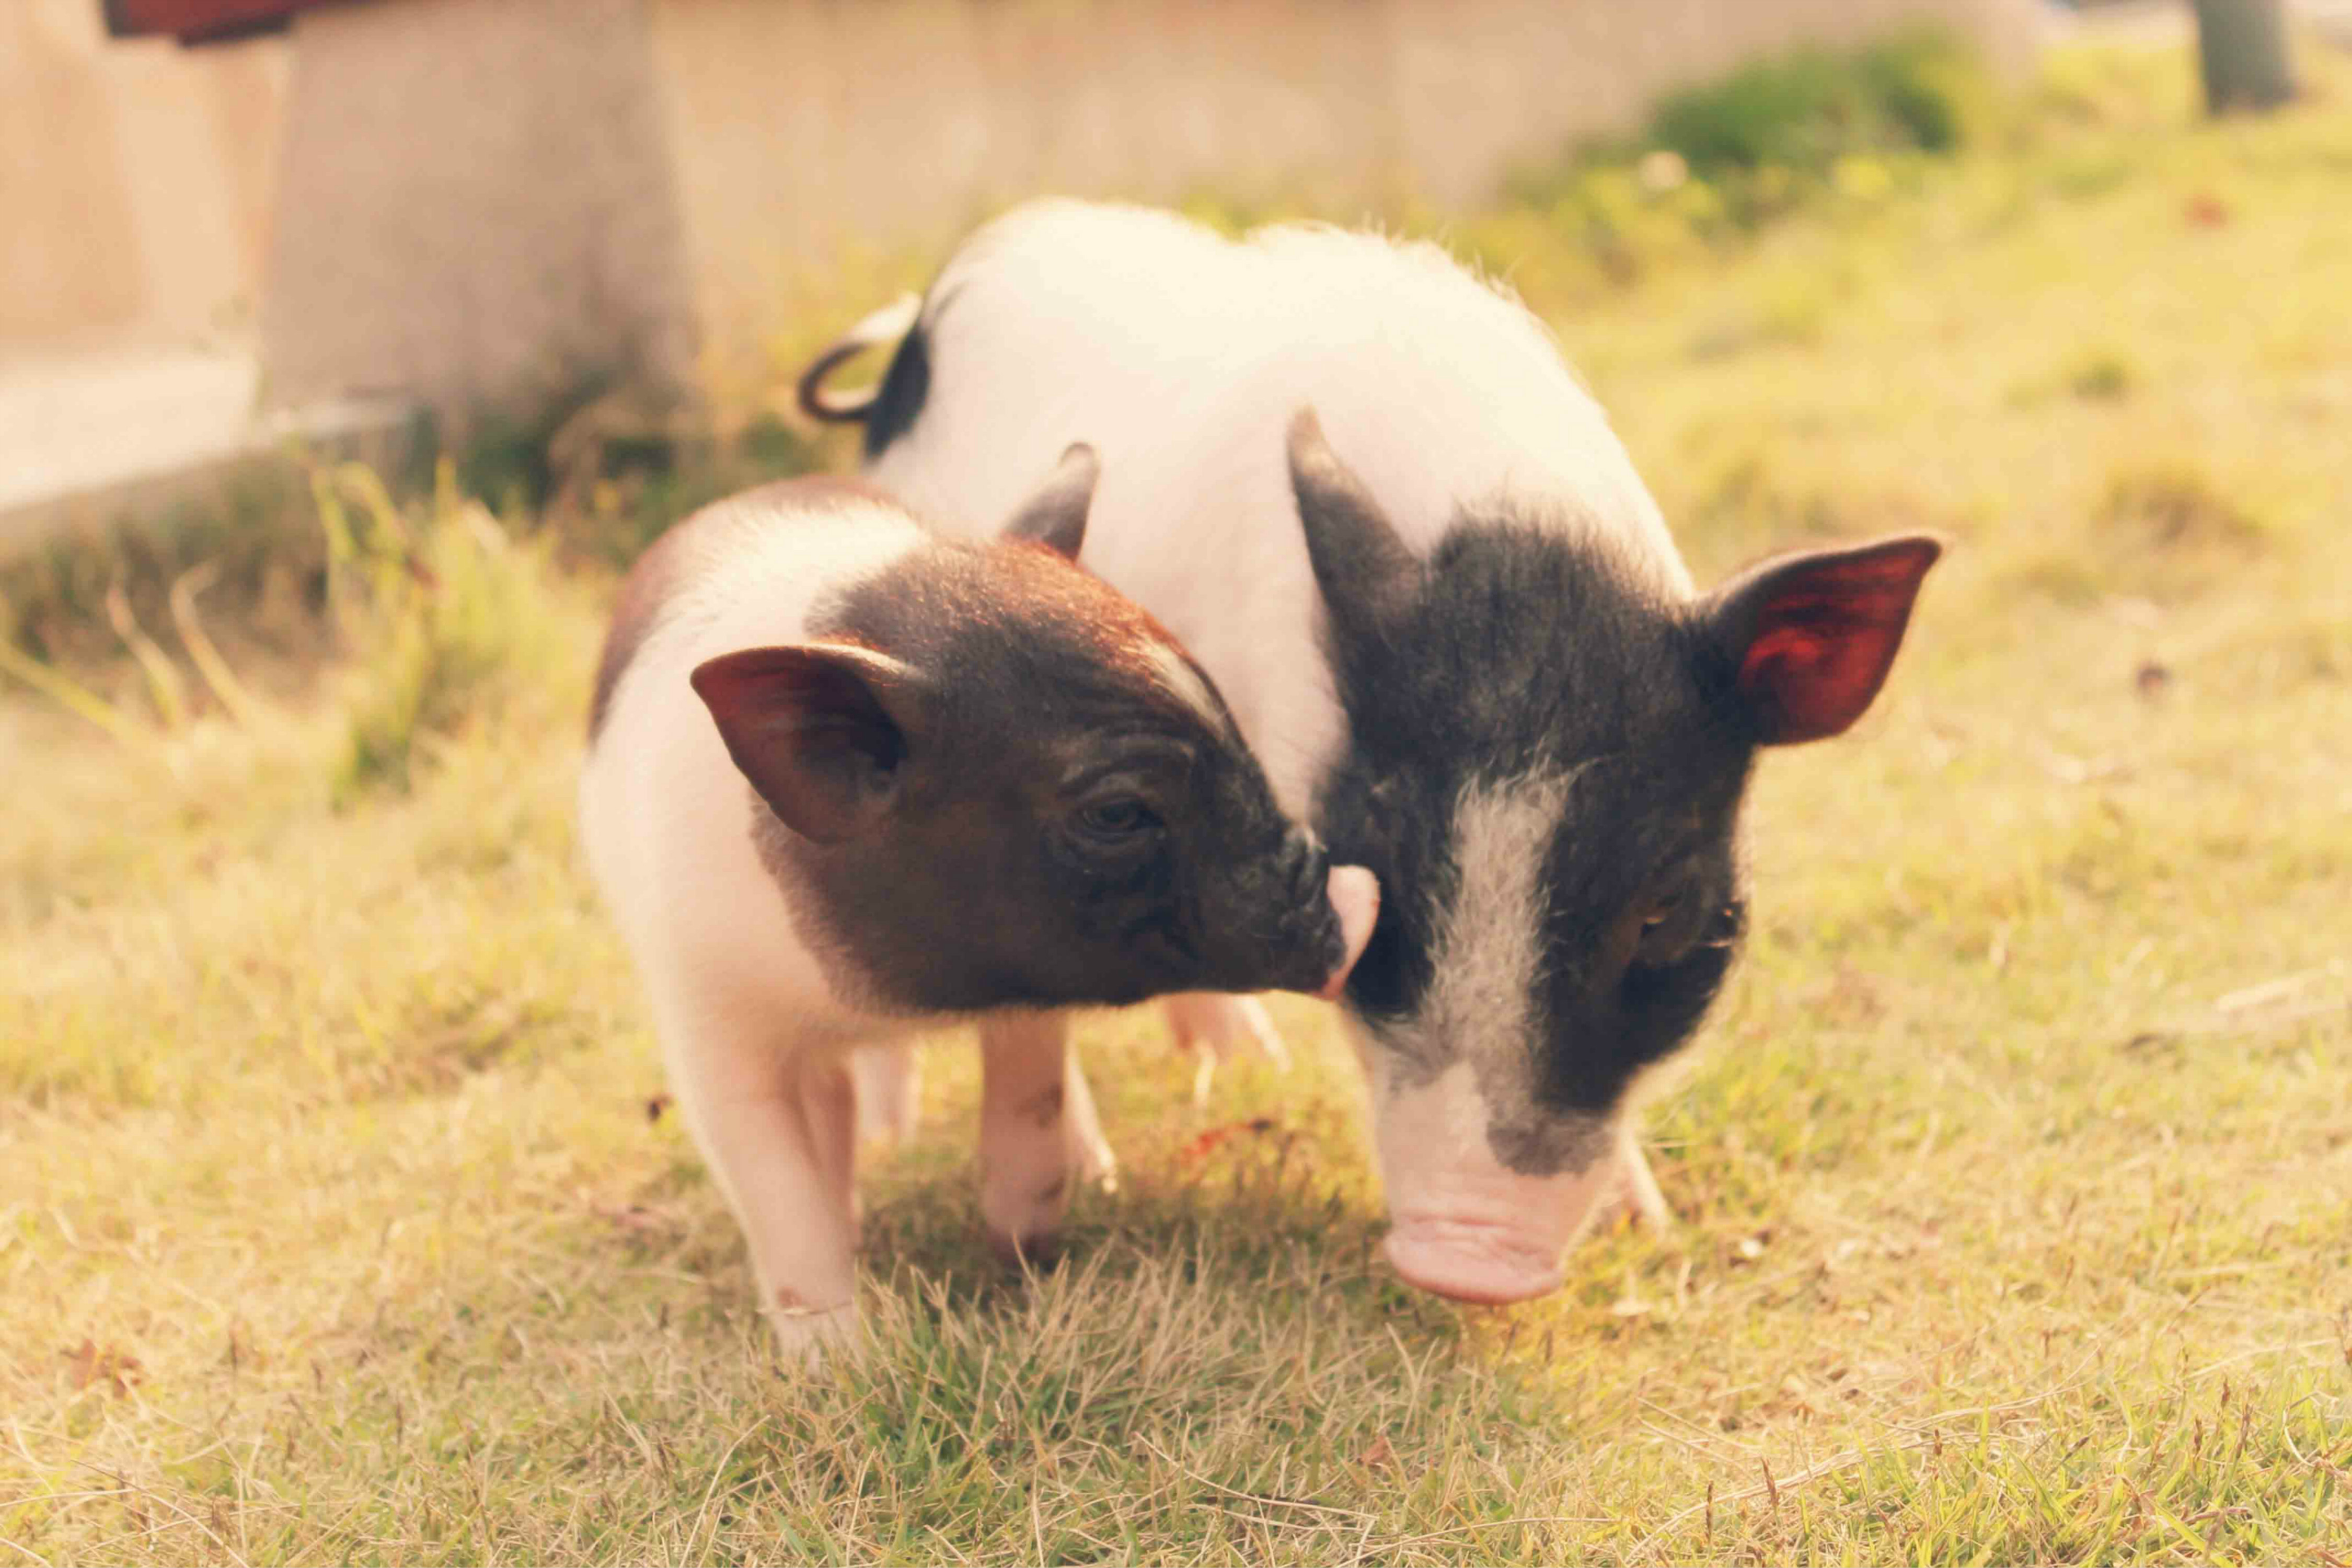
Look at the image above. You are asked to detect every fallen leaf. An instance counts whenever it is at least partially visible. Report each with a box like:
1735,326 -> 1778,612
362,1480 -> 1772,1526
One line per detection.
224,1323 -> 264,1373
61,1338 -> 143,1397
1359,1433 -> 1397,1470
1177,1117 -> 1278,1167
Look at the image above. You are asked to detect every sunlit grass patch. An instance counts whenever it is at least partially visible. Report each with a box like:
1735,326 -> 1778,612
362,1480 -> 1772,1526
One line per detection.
1646,27 -> 1993,177
327,478 -> 581,802
2094,460 -> 2270,554
2069,341 -> 2142,401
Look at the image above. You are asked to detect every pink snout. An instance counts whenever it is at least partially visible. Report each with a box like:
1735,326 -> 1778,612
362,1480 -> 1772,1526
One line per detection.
1382,1218 -> 1566,1306
1366,1072 -> 1623,1305
1316,866 -> 1380,1001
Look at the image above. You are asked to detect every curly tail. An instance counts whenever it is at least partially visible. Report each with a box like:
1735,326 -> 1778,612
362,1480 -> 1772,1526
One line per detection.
795,293 -> 922,424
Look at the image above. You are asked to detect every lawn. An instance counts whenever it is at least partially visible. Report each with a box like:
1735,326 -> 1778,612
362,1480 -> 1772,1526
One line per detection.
5,31 -> 2350,1566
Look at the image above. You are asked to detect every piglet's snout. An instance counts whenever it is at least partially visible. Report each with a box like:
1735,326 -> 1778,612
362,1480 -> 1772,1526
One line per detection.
1316,865 -> 1380,1001
1383,1214 -> 1566,1306
1380,1163 -> 1611,1305
1367,1061 -> 1621,1305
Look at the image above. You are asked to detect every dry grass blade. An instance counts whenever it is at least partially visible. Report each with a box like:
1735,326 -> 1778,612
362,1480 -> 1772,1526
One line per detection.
68,1467 -> 247,1568
1136,1437 -> 1371,1520
103,582 -> 188,733
167,562 -> 272,731
1377,1514 -> 1617,1550
328,463 -> 416,553
0,1534 -> 57,1566
0,638 -> 163,757
681,1416 -> 766,1560
2213,964 -> 2346,1016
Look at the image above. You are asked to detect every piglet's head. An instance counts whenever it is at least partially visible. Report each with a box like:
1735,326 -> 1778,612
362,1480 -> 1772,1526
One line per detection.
1286,409 -> 1940,1306
692,446 -> 1377,1014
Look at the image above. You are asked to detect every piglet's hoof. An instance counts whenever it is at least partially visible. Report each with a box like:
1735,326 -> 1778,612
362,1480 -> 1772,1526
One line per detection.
764,1289 -> 858,1363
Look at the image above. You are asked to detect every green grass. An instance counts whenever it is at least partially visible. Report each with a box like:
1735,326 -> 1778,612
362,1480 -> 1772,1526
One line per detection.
6,33 -> 2352,1567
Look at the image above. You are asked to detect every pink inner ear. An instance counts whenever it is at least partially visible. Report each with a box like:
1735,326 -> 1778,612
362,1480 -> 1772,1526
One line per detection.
1737,544 -> 1938,744
689,645 -> 912,844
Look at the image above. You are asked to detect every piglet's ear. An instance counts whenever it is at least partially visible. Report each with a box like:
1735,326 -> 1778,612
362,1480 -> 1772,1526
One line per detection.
1704,534 -> 1943,746
1288,406 -> 1421,653
689,643 -> 930,844
998,443 -> 1100,561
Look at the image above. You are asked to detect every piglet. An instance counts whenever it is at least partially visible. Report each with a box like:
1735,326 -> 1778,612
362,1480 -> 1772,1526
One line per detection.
578,452 -> 1379,1352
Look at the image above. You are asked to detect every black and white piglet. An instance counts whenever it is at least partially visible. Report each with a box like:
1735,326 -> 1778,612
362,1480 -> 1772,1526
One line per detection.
808,200 -> 1942,1307
579,456 -> 1378,1350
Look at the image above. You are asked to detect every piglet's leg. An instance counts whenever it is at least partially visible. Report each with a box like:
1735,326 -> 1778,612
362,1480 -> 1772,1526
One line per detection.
852,1043 -> 921,1146
664,1010 -> 860,1355
977,1010 -> 1103,1263
1064,1046 -> 1116,1192
1605,1122 -> 1676,1232
1162,991 -> 1291,1106
802,1059 -> 860,1239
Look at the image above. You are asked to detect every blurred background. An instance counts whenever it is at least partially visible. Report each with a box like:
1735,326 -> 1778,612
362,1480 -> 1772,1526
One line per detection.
0,0 -> 2239,546
6,1 -> 2338,546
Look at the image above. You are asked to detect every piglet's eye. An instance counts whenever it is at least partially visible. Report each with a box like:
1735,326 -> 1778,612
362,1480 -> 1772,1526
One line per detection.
1632,882 -> 1695,966
1077,798 -> 1162,839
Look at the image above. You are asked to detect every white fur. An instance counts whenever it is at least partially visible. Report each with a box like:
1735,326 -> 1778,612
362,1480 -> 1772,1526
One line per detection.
870,200 -> 1692,818
846,291 -> 921,347
864,202 -> 1691,1288
1396,769 -> 1577,1100
1141,639 -> 1227,739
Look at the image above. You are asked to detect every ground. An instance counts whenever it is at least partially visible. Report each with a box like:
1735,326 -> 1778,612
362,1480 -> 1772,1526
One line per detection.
4,32 -> 2350,1567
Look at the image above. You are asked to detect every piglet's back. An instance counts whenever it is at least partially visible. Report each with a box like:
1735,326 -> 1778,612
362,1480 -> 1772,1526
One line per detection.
589,476 -> 927,745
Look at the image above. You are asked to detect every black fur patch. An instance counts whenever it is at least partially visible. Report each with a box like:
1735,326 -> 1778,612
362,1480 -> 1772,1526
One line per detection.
1314,506 -> 1758,1154
861,320 -> 931,460
756,536 -> 1340,1014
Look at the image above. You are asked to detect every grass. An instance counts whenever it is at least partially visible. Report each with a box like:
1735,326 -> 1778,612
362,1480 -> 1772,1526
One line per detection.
1648,29 -> 1986,169
7,30 -> 2352,1567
